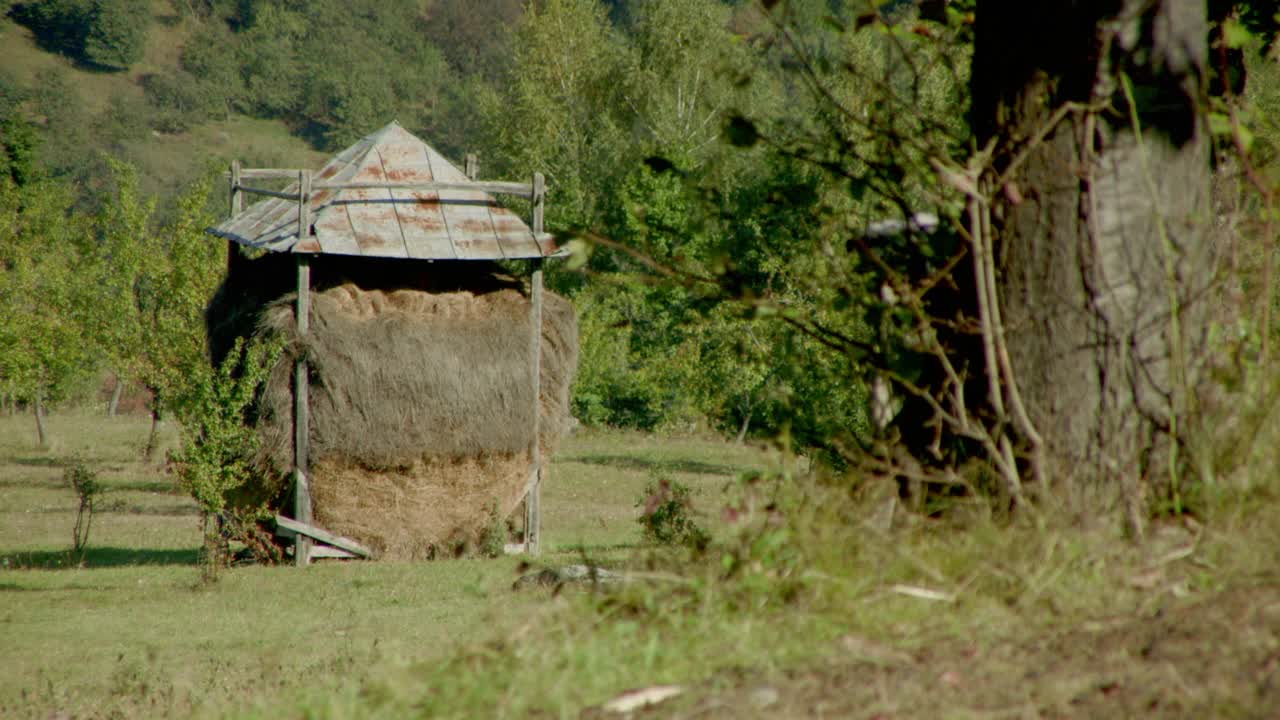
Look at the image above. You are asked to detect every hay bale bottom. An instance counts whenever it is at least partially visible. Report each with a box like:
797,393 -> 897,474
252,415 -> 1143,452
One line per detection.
309,452 -> 539,560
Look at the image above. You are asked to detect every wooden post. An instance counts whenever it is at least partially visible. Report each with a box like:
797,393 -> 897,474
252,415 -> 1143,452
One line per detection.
230,160 -> 242,216
465,153 -> 479,181
294,254 -> 312,567
298,169 -> 311,240
523,171 -> 546,554
532,172 -> 545,240
526,257 -> 544,554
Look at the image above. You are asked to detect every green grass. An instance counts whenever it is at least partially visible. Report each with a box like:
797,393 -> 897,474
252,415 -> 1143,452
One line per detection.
0,410 -> 774,719
3,409 -> 1279,718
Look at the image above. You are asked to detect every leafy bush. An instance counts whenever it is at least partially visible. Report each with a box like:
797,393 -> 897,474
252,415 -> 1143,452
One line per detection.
11,0 -> 149,70
170,336 -> 280,539
141,72 -> 217,133
64,459 -> 102,555
636,477 -> 708,550
81,0 -> 148,70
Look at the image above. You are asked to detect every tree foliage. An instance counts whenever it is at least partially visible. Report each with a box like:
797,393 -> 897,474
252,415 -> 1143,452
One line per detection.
11,0 -> 150,70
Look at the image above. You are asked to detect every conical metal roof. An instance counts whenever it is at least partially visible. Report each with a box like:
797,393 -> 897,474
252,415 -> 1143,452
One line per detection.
208,122 -> 553,260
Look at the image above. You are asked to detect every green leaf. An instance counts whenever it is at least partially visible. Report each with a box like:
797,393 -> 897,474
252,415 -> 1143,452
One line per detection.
565,237 -> 592,271
1208,111 -> 1232,137
1222,18 -> 1252,49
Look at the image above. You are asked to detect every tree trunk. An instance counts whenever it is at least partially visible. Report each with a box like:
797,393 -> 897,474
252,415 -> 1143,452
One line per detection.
973,1 -> 1216,521
107,376 -> 124,417
143,408 -> 161,461
34,395 -> 47,448
735,409 -> 752,445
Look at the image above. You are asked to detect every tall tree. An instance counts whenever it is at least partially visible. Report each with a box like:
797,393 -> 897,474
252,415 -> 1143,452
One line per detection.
972,1 -> 1217,520
0,178 -> 97,445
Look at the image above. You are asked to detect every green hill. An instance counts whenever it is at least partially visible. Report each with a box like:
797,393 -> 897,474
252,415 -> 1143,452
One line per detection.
0,0 -> 329,208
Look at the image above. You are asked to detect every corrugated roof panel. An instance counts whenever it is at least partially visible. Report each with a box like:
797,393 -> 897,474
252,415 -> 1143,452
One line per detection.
207,121 -> 552,259
492,205 -> 541,257
342,154 -> 407,258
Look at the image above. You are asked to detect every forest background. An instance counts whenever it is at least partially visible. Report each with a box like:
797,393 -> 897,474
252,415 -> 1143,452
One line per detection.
1,0 -> 1279,516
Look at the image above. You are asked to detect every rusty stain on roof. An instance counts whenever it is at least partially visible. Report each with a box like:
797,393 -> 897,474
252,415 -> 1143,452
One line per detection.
207,122 -> 554,260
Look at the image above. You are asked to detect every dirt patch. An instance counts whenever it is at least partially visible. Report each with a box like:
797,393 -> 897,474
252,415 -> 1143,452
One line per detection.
661,584 -> 1280,718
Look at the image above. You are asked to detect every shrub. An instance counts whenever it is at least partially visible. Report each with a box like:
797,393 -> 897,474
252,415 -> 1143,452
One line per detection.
64,459 -> 102,555
636,477 -> 708,550
170,335 -> 281,567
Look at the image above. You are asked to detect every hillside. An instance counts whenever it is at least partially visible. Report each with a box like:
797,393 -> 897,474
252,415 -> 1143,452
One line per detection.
0,0 -> 328,208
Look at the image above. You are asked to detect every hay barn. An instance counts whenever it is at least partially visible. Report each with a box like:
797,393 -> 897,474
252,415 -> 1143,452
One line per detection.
206,122 -> 577,564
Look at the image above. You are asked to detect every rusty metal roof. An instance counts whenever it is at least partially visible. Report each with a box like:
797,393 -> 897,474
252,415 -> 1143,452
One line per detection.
208,122 -> 555,260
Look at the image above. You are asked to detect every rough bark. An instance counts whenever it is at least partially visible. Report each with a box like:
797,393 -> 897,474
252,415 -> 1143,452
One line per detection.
972,1 -> 1216,511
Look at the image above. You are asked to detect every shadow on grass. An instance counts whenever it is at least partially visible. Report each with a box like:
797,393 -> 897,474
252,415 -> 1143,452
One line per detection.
109,480 -> 182,494
559,453 -> 744,477
1,547 -> 200,569
6,455 -> 63,468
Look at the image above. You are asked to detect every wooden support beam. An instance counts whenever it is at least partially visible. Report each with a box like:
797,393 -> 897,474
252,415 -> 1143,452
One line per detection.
309,545 -> 359,559
532,172 -> 546,238
294,255 -> 312,567
230,160 -> 243,216
235,168 -> 308,180
275,515 -> 373,558
311,180 -> 534,198
465,153 -> 479,180
526,256 -> 544,555
238,185 -> 303,201
298,170 -> 311,240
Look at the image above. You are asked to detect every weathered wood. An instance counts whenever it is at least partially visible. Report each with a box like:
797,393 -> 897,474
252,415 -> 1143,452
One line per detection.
275,515 -> 373,558
525,257 -> 545,554
311,180 -> 534,198
465,153 -> 479,180
298,170 -> 311,240
294,255 -> 312,567
532,173 -> 545,237
308,545 -> 359,559
230,160 -> 243,216
209,126 -> 549,259
238,185 -> 303,201
235,167 -> 307,180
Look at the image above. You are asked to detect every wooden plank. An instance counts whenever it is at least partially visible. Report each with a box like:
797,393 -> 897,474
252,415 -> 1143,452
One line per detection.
311,180 -> 533,198
532,172 -> 546,236
275,528 -> 361,560
276,515 -> 373,558
238,168 -> 307,180
298,170 -> 311,242
309,545 -> 359,559
526,258 -> 544,555
239,185 -> 302,201
294,255 -> 312,567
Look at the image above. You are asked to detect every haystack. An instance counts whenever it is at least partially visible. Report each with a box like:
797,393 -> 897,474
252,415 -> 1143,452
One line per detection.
209,257 -> 578,559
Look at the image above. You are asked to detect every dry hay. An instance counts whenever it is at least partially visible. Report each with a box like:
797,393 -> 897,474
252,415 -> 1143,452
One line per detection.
208,257 -> 578,558
309,452 -> 534,560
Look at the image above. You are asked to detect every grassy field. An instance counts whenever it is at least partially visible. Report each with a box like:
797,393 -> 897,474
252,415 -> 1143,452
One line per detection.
0,409 -> 772,718
3,410 -> 1280,718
